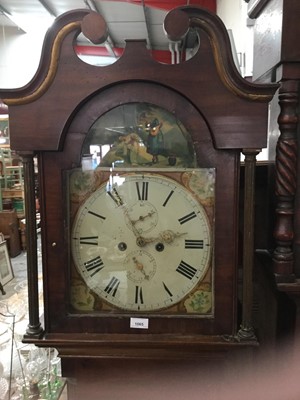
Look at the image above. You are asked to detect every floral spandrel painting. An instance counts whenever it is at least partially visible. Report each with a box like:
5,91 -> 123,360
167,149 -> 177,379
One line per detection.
82,103 -> 196,169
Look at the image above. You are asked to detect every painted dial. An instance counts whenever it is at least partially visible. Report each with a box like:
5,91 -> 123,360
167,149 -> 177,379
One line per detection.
71,173 -> 211,312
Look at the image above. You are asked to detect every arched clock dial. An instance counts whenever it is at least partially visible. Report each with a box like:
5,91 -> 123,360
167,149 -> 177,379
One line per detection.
71,172 -> 212,312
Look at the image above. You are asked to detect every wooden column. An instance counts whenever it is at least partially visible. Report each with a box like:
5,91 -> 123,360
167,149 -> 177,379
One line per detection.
21,152 -> 44,337
273,80 -> 298,283
238,149 -> 259,341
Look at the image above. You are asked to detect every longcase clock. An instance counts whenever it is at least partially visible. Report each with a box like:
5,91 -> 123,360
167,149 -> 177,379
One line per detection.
0,6 -> 277,399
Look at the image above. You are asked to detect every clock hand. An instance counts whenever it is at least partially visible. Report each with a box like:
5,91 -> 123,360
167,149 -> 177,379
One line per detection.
108,187 -> 124,207
130,210 -> 156,226
124,211 -> 141,237
160,230 -> 187,244
132,257 -> 149,280
124,208 -> 156,237
137,230 -> 187,246
109,186 -> 157,238
108,186 -> 141,237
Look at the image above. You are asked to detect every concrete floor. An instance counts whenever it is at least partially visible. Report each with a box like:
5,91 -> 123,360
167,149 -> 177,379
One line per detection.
0,233 -> 43,350
0,236 -> 66,400
2,248 -> 31,299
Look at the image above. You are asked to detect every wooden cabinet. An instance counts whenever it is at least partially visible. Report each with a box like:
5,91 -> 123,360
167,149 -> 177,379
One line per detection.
251,0 -> 300,83
249,0 -> 300,342
0,148 -> 24,255
0,209 -> 21,257
249,0 -> 300,279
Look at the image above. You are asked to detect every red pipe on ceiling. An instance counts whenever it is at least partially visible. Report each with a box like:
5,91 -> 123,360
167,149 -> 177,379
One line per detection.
105,0 -> 216,12
76,1 -> 217,63
75,45 -> 173,63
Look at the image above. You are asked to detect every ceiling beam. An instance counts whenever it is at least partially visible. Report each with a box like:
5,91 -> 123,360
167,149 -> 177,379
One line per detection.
141,0 -> 152,49
38,0 -> 57,17
83,0 -> 98,13
0,3 -> 11,16
85,0 -> 117,58
0,3 -> 26,33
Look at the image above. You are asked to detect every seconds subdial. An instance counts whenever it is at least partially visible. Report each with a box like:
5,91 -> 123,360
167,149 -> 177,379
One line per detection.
126,250 -> 157,284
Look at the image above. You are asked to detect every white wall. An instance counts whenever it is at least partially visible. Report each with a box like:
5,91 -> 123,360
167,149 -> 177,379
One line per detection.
0,27 -> 45,89
217,0 -> 254,77
217,0 -> 270,160
0,0 -> 254,89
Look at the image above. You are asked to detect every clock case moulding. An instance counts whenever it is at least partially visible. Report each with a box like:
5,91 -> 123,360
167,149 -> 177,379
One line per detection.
0,6 -> 278,361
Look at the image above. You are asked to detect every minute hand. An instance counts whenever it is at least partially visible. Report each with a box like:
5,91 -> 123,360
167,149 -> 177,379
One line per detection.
144,230 -> 187,244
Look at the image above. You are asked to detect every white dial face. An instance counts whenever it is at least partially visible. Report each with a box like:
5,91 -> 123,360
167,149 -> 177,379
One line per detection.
71,173 -> 212,312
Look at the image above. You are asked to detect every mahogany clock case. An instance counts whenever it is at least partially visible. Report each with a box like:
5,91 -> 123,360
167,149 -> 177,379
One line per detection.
0,6 -> 277,353
40,82 -> 239,336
